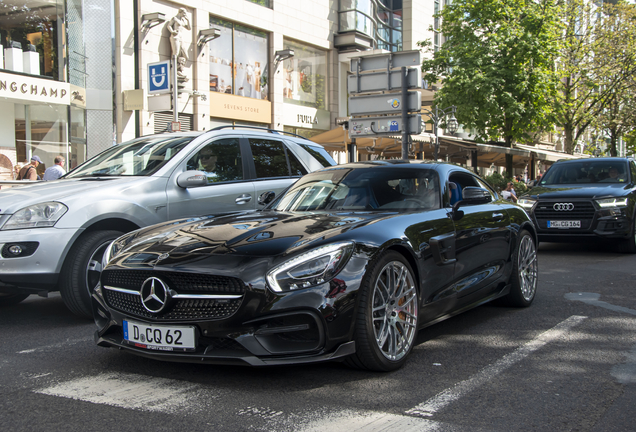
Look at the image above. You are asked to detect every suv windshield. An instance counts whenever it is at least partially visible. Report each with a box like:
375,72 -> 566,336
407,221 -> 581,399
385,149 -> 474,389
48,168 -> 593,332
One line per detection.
272,167 -> 440,212
66,136 -> 193,178
542,160 -> 630,185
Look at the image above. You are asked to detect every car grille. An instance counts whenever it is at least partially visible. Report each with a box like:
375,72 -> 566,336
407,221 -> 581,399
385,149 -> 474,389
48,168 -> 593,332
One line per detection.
534,200 -> 596,230
101,269 -> 246,321
103,289 -> 243,321
102,269 -> 246,294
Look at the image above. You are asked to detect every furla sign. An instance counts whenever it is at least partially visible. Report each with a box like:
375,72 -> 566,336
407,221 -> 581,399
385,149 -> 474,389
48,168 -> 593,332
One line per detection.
283,104 -> 329,130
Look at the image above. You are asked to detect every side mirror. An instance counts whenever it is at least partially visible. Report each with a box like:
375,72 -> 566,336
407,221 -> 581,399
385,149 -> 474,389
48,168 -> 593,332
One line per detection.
258,191 -> 276,206
452,187 -> 492,218
176,170 -> 208,188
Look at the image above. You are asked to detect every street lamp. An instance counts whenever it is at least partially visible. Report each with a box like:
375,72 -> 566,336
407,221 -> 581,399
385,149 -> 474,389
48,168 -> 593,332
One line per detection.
420,105 -> 458,161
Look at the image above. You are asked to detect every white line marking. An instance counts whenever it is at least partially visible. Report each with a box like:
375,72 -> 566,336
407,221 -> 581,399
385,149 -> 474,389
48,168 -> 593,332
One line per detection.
297,410 -> 446,432
36,372 -> 208,413
405,315 -> 587,418
17,337 -> 92,354
565,292 -> 636,316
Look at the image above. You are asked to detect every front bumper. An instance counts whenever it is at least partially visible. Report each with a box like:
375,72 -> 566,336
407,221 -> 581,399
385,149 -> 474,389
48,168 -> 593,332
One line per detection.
0,226 -> 79,292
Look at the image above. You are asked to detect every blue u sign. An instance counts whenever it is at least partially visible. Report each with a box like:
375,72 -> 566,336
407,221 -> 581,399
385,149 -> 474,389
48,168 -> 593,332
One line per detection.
148,60 -> 171,94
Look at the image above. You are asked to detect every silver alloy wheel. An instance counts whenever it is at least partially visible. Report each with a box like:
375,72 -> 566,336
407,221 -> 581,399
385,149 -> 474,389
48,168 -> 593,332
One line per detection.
372,260 -> 418,361
517,235 -> 538,301
85,240 -> 111,297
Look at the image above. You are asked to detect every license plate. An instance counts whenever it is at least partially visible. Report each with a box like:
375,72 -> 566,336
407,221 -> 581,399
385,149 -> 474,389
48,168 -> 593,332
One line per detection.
547,220 -> 581,228
123,320 -> 196,352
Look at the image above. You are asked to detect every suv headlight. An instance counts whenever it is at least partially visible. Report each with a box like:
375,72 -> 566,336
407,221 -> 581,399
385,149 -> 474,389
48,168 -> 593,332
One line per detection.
595,197 -> 628,208
517,197 -> 537,211
2,202 -> 68,230
267,242 -> 354,292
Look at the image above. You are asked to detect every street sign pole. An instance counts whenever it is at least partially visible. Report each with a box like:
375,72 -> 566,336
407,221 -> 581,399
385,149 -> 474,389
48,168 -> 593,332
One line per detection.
401,67 -> 408,160
172,55 -> 178,124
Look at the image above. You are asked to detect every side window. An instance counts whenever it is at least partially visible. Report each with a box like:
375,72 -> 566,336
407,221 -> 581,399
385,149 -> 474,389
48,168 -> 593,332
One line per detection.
287,148 -> 308,176
250,138 -> 290,178
186,138 -> 243,184
630,161 -> 636,183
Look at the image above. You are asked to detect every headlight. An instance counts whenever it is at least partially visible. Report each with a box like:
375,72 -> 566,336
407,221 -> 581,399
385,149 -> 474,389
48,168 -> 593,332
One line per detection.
267,242 -> 354,292
595,197 -> 628,208
2,202 -> 68,230
517,197 -> 537,210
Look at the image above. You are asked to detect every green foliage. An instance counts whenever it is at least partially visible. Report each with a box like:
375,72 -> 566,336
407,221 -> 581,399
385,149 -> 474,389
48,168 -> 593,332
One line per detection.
484,171 -> 528,195
419,0 -> 562,159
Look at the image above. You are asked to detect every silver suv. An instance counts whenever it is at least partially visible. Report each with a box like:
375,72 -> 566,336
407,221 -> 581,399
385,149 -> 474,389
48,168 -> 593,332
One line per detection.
0,127 -> 335,317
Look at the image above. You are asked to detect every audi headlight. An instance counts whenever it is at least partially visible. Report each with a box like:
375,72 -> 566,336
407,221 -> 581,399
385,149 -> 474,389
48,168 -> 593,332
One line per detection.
517,197 -> 537,211
267,242 -> 354,292
595,197 -> 628,208
2,202 -> 68,230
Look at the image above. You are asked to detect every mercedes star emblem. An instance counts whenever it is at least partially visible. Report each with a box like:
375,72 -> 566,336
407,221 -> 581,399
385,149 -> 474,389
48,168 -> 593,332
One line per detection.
140,277 -> 170,313
553,203 -> 575,211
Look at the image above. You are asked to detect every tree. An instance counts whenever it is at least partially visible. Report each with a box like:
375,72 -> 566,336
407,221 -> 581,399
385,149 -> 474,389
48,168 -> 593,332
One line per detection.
590,1 -> 636,157
419,0 -> 562,175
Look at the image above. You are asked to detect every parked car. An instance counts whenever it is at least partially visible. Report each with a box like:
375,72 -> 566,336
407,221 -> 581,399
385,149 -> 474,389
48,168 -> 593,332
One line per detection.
517,157 -> 636,253
0,127 -> 335,316
92,161 -> 538,371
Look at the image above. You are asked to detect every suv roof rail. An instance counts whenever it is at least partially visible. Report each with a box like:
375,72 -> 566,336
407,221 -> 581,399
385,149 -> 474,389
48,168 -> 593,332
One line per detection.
210,125 -> 313,142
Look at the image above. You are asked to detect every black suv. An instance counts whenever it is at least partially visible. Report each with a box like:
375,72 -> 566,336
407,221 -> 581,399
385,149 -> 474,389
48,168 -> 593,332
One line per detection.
518,157 -> 636,253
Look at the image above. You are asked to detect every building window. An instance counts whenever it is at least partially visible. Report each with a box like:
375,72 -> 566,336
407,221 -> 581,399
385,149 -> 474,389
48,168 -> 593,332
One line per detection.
209,17 -> 269,101
339,0 -> 376,38
282,40 -> 327,110
246,0 -> 272,8
0,0 -> 65,80
377,0 -> 402,52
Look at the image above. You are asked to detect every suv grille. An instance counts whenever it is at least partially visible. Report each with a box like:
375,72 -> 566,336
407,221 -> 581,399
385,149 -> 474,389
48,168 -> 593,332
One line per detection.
534,200 -> 596,230
102,269 -> 246,294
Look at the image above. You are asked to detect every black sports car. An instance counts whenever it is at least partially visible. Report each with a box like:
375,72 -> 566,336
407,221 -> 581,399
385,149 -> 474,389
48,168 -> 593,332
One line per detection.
518,157 -> 636,253
92,161 -> 538,371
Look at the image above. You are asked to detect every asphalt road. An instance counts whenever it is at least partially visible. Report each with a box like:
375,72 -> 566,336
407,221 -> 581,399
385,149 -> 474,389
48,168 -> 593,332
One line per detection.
1,241 -> 635,431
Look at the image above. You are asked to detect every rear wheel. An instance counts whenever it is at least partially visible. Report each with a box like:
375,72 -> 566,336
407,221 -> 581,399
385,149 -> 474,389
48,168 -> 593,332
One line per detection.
0,293 -> 29,307
60,230 -> 123,318
346,251 -> 419,371
500,229 -> 537,307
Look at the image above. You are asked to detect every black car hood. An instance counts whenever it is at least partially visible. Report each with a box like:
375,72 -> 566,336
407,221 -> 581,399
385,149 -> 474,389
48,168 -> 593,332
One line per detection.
524,183 -> 633,199
117,211 -> 393,262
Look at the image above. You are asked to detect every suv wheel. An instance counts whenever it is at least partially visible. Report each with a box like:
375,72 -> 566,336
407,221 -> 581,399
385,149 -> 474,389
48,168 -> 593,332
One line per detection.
60,230 -> 123,318
618,217 -> 636,254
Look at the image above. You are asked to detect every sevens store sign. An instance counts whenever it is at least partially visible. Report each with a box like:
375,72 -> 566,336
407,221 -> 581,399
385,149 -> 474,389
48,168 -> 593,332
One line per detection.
148,60 -> 171,94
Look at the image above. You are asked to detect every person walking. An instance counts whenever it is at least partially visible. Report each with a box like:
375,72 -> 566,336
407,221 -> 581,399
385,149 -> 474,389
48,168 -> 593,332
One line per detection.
43,155 -> 66,180
17,156 -> 41,180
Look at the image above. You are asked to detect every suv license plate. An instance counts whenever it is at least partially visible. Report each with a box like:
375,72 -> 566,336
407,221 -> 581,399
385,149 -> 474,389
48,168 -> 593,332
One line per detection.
123,320 -> 196,351
547,220 -> 581,229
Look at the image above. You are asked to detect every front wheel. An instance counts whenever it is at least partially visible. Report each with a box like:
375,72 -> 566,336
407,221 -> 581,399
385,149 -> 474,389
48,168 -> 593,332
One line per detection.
60,230 -> 123,318
0,293 -> 30,307
346,251 -> 419,371
618,217 -> 636,254
500,229 -> 538,307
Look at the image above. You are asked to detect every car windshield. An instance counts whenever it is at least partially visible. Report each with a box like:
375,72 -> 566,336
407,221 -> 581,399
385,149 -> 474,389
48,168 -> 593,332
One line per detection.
272,167 -> 440,212
66,136 -> 194,178
541,160 -> 629,185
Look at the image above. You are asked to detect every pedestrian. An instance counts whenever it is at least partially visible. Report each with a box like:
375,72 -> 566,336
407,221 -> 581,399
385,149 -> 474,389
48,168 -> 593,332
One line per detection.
501,182 -> 518,203
13,162 -> 23,180
17,156 -> 42,180
43,155 -> 66,180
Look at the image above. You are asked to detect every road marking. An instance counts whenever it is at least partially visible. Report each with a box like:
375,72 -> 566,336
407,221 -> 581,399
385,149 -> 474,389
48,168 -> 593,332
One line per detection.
405,315 -> 587,418
35,372 -> 208,413
565,292 -> 636,316
17,337 -> 92,354
296,410 -> 449,432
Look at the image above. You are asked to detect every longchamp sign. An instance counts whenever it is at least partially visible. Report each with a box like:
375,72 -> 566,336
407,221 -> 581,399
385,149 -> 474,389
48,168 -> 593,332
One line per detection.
0,71 -> 71,105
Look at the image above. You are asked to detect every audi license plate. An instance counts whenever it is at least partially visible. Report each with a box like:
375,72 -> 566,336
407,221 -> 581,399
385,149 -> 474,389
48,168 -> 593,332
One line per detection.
123,320 -> 196,351
547,220 -> 581,229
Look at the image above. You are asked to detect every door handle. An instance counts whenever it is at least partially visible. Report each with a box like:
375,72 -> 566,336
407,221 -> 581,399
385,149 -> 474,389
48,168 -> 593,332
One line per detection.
492,212 -> 505,220
236,194 -> 252,205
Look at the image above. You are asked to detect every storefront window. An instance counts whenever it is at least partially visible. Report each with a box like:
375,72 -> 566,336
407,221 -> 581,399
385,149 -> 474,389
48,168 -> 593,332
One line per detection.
14,103 -> 68,177
0,0 -> 64,80
282,40 -> 327,110
246,0 -> 271,8
208,17 -> 268,101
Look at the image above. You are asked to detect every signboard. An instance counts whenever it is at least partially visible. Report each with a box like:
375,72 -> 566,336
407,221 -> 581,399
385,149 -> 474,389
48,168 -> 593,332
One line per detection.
282,104 -> 330,130
148,60 -> 171,94
348,68 -> 422,94
350,50 -> 422,73
348,91 -> 421,116
0,71 -> 70,105
349,115 -> 422,137
209,92 -> 272,124
170,121 -> 181,132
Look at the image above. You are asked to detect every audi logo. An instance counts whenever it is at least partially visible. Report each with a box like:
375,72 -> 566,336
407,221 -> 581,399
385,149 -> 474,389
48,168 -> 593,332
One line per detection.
553,203 -> 575,211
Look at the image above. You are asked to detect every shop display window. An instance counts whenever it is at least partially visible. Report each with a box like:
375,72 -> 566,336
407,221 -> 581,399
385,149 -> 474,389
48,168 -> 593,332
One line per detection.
0,0 -> 64,80
282,40 -> 327,110
209,17 -> 269,101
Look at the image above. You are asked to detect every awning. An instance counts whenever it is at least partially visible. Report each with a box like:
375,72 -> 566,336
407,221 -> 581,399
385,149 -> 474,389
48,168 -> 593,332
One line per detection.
515,144 -> 590,162
471,142 -> 531,168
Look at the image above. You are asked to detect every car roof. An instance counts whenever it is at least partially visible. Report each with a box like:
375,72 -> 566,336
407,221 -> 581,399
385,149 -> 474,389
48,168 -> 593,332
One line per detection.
136,126 -> 319,145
